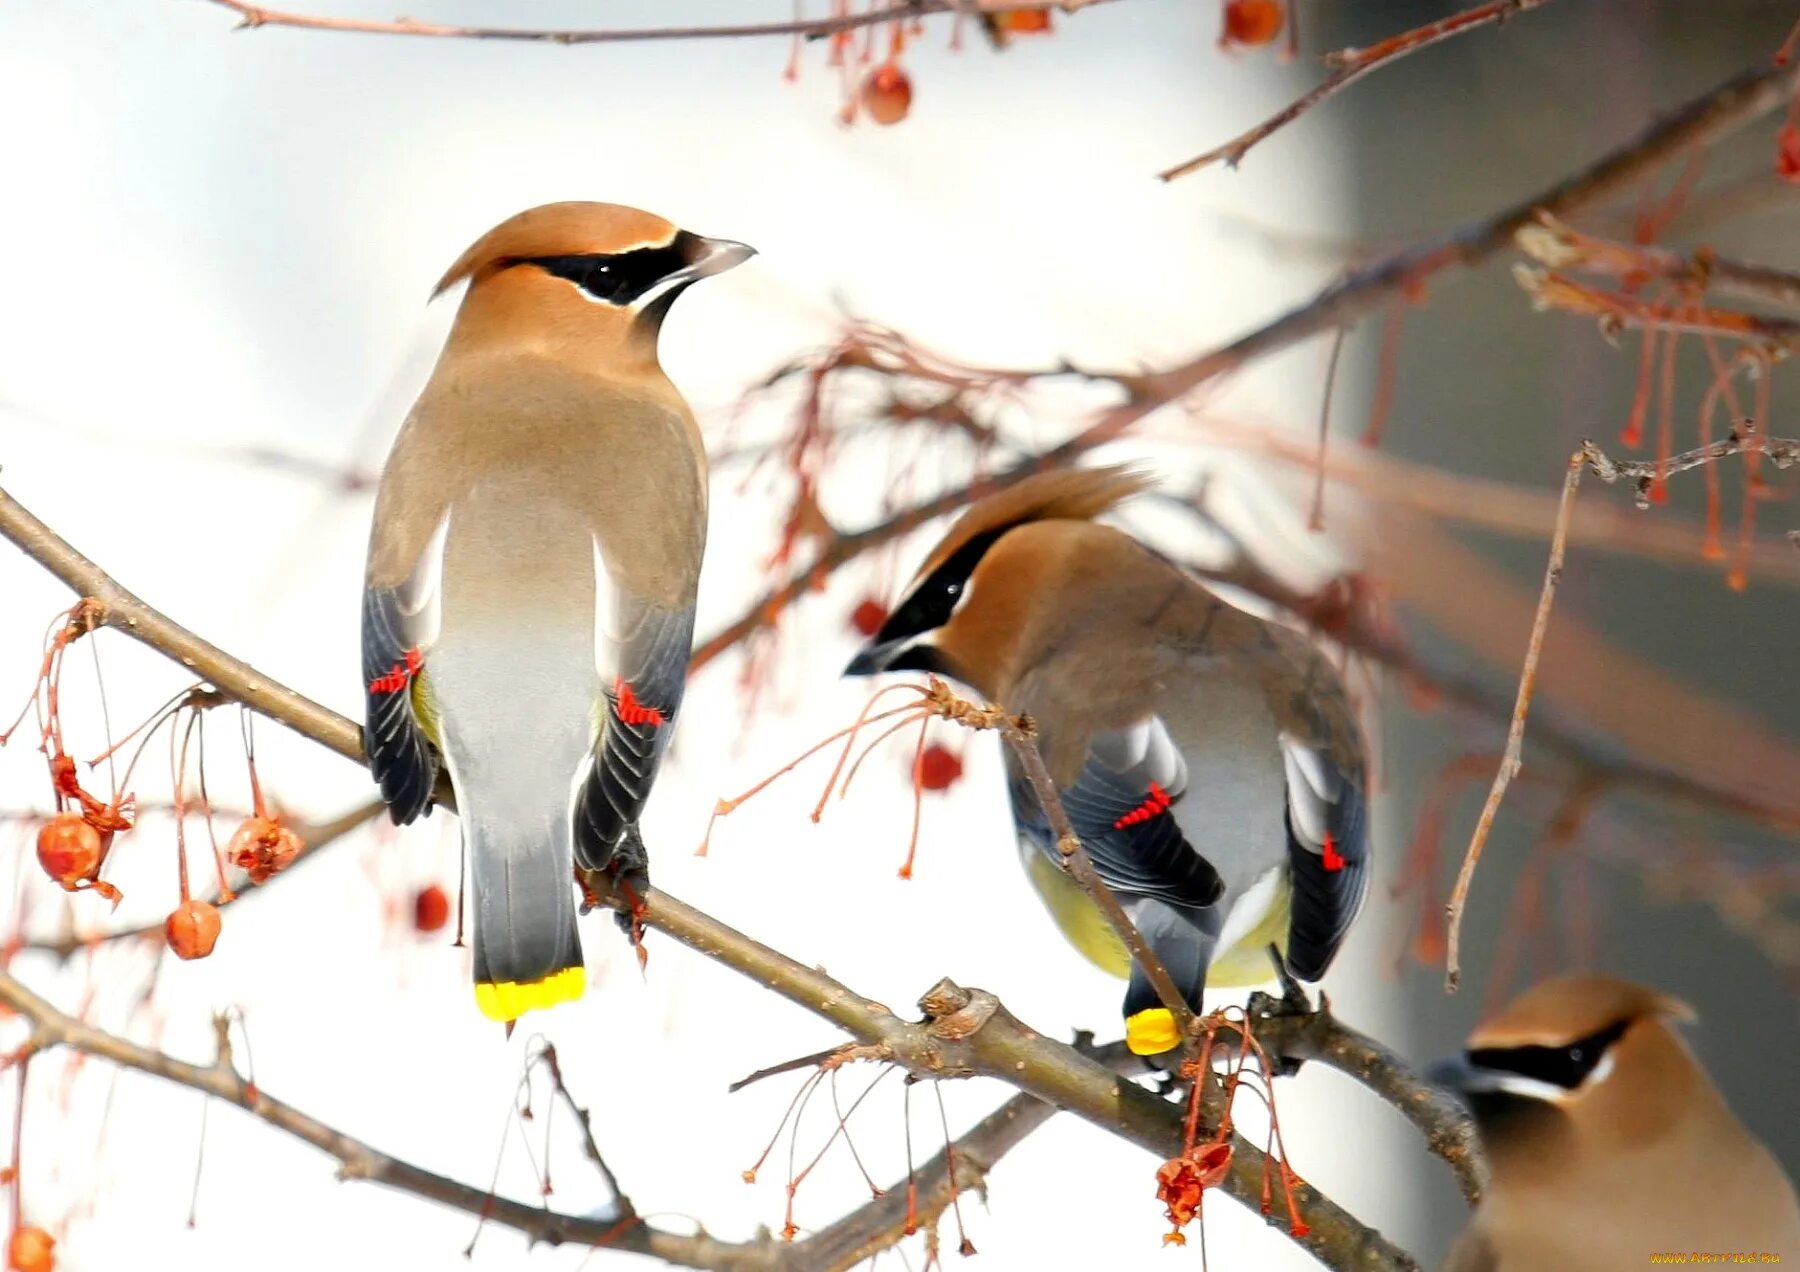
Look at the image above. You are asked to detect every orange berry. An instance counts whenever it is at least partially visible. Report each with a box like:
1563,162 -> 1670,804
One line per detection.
166,899 -> 221,960
35,812 -> 102,891
1221,0 -> 1283,47
914,743 -> 964,792
849,598 -> 888,637
8,1225 -> 55,1272
228,815 -> 302,885
413,884 -> 450,934
860,62 -> 912,126
994,9 -> 1052,33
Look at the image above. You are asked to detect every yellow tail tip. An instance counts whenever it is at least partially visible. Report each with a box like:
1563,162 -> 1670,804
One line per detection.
474,966 -> 586,1022
1125,1007 -> 1181,1056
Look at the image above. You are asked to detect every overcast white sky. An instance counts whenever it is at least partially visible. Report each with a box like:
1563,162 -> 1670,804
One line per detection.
0,3 -> 1434,1269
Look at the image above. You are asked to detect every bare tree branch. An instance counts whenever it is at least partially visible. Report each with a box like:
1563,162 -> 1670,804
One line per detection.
201,0 -> 1118,46
1160,0 -> 1556,180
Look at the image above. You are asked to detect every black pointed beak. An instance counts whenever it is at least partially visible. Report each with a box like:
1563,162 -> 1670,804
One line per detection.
844,638 -> 906,677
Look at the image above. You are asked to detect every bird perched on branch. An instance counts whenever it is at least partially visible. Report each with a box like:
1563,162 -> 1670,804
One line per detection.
845,466 -> 1369,1057
1433,973 -> 1800,1270
361,202 -> 752,1022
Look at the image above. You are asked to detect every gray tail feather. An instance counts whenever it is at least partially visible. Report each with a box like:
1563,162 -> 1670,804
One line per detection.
1122,897 -> 1220,1019
466,805 -> 584,989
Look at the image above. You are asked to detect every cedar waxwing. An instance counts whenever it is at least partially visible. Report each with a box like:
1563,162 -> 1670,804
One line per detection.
362,202 -> 752,1022
845,467 -> 1370,1057
1432,974 -> 1800,1270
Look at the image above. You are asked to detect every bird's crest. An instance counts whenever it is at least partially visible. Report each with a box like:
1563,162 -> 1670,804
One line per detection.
914,465 -> 1154,583
433,202 -> 681,297
1468,974 -> 1695,1050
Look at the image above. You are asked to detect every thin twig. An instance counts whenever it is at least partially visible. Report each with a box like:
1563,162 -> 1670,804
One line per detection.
1444,450 -> 1584,991
999,721 -> 1200,1049
1440,424 -> 1794,988
202,0 -> 1118,46
1518,211 -> 1800,310
1159,0 -> 1555,179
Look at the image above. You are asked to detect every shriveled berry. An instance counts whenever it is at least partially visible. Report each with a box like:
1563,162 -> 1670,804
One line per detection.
36,812 -> 102,891
166,898 -> 221,960
1221,0 -> 1283,47
914,743 -> 964,792
413,884 -> 450,934
228,815 -> 302,885
8,1223 -> 55,1272
861,63 -> 913,126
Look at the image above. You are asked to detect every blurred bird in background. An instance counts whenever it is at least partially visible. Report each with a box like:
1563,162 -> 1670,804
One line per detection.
1432,973 -> 1800,1270
361,202 -> 752,1022
846,466 -> 1369,1057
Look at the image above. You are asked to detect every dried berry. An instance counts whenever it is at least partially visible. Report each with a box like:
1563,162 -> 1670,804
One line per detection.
849,598 -> 889,637
413,884 -> 450,934
166,898 -> 221,960
8,1224 -> 55,1272
1221,0 -> 1283,47
914,743 -> 964,792
861,63 -> 913,126
1156,1141 -> 1232,1243
228,815 -> 302,885
35,813 -> 102,891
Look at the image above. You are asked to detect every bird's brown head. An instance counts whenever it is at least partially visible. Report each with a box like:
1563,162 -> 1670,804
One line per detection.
1432,974 -> 1703,1176
433,201 -> 754,358
844,465 -> 1155,699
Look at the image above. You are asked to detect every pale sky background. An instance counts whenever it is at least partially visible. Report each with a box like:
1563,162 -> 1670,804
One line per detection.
0,3 -> 1444,1270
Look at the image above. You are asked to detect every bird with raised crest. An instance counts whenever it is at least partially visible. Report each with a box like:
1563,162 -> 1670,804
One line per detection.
362,201 -> 752,1022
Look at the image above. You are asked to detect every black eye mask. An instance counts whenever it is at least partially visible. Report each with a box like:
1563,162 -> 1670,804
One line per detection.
524,234 -> 695,307
1466,1017 -> 1632,1091
870,527 -> 1010,648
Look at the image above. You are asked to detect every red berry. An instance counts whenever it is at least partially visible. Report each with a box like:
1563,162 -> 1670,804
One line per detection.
1778,122 -> 1800,184
166,899 -> 221,960
1221,0 -> 1283,47
413,884 -> 450,934
228,815 -> 302,885
861,63 -> 912,126
914,743 -> 964,792
7,1226 -> 54,1272
850,598 -> 888,637
36,812 -> 102,891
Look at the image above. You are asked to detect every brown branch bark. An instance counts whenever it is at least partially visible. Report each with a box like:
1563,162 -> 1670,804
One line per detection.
1248,993 -> 1487,1205
1518,211 -> 1800,310
0,966 -> 778,1270
202,0 -> 1117,45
